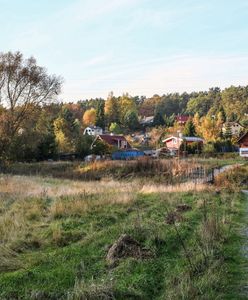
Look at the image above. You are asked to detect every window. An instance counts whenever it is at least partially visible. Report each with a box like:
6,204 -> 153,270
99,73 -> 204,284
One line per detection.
121,141 -> 127,148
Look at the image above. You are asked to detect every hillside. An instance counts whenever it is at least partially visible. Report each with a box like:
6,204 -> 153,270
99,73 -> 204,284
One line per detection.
0,164 -> 247,299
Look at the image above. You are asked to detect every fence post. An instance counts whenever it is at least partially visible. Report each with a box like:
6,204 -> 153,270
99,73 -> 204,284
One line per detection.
211,168 -> 215,184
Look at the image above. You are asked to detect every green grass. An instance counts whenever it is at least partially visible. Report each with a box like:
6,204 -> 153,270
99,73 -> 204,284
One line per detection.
0,174 -> 247,299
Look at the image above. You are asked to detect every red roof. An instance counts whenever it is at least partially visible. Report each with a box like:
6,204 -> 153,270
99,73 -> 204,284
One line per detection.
98,134 -> 131,148
175,115 -> 189,123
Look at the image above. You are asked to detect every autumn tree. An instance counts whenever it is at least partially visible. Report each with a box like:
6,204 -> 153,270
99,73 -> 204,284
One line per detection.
198,116 -> 219,142
82,108 -> 96,126
105,92 -> 120,125
119,93 -> 137,125
0,51 -> 62,142
53,117 -> 72,153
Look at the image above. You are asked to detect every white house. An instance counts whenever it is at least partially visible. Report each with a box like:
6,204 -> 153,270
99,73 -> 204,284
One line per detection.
222,122 -> 244,136
83,126 -> 103,136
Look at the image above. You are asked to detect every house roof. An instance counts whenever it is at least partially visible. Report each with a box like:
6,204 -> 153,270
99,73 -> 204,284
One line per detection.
184,137 -> 204,142
237,131 -> 248,143
98,134 -> 131,147
140,116 -> 154,124
175,115 -> 189,122
86,125 -> 103,130
223,122 -> 244,128
162,136 -> 204,143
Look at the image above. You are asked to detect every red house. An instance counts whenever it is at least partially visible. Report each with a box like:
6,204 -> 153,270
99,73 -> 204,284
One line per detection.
175,115 -> 189,125
92,134 -> 131,150
238,132 -> 248,157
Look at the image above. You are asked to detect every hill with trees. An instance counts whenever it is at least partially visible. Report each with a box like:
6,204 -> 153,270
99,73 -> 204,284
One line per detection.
0,52 -> 247,161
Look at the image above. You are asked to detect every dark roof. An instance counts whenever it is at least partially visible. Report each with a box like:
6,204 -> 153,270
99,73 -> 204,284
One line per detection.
237,131 -> 248,143
98,134 -> 131,147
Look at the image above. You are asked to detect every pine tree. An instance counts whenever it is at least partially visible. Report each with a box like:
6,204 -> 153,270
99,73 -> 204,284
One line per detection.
153,111 -> 165,126
183,118 -> 196,136
95,100 -> 105,128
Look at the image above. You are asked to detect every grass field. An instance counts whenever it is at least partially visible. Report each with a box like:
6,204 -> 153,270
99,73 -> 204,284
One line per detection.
0,164 -> 247,299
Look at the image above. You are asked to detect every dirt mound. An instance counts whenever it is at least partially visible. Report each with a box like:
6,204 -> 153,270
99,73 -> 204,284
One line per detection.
176,204 -> 192,212
165,212 -> 184,224
106,234 -> 151,265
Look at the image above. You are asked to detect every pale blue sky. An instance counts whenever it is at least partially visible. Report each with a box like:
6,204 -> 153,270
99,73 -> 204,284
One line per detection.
1,0 -> 248,100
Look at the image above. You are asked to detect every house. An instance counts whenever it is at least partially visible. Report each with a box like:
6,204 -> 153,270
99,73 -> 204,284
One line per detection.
222,122 -> 244,136
83,126 -> 103,136
175,115 -> 189,125
92,134 -> 131,150
140,116 -> 154,126
237,131 -> 248,157
162,136 -> 204,154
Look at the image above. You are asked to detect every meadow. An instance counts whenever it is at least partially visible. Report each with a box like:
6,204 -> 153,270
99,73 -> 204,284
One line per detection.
0,162 -> 247,299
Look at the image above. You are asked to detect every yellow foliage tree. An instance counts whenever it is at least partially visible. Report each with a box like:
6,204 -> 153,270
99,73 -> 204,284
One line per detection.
198,116 -> 219,142
82,108 -> 96,126
119,93 -> 137,123
53,117 -> 72,153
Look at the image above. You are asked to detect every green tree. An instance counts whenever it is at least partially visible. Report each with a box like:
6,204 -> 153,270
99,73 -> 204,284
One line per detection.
124,110 -> 139,130
95,100 -> 105,128
153,111 -> 165,126
92,140 -> 111,155
76,135 -> 93,158
183,118 -> 196,136
109,122 -> 122,134
186,94 -> 213,116
37,132 -> 58,160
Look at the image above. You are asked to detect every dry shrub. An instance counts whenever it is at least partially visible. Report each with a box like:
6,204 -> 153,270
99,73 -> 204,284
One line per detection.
214,165 -> 248,190
141,182 -> 207,194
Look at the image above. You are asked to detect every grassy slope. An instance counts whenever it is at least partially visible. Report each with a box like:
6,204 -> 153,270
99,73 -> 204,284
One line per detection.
0,177 -> 247,300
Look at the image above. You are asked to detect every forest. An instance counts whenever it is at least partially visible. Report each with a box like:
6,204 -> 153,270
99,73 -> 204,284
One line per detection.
0,51 -> 248,161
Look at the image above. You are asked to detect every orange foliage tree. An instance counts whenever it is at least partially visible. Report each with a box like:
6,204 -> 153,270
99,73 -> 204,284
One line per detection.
82,108 -> 96,126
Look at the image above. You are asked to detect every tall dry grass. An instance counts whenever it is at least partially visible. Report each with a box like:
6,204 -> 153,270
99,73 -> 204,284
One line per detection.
0,170 -> 209,272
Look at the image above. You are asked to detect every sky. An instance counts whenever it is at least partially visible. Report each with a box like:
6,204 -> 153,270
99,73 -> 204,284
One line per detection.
1,0 -> 248,101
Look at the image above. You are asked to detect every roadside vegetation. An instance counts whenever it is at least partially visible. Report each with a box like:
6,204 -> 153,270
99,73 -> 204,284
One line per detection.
1,156 -> 246,183
0,162 -> 247,299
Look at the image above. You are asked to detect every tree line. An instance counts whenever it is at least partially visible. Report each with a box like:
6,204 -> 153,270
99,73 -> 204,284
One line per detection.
0,51 -> 247,161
